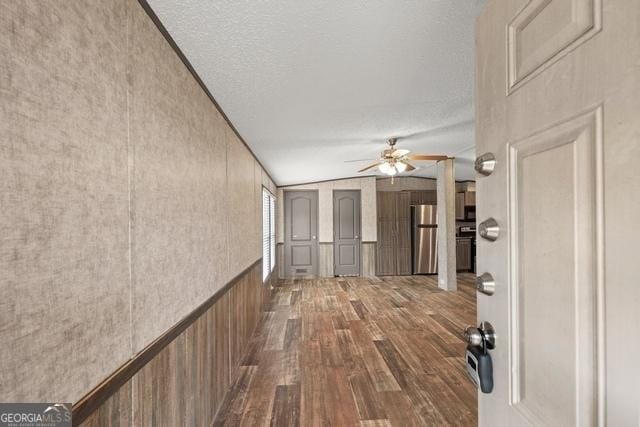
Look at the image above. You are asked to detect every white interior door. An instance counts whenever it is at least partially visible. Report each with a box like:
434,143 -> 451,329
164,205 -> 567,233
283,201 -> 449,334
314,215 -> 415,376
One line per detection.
475,0 -> 639,425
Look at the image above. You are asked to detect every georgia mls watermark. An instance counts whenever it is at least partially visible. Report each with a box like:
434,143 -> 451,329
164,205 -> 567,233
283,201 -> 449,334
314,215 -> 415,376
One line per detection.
0,403 -> 71,427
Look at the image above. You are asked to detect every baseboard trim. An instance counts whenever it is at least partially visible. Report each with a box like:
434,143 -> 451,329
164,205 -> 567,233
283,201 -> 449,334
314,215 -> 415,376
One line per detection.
72,258 -> 262,425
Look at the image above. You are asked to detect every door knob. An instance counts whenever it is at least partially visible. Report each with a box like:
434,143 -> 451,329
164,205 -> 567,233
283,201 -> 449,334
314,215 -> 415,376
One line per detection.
465,323 -> 495,394
312,235 -> 316,239
479,321 -> 496,349
464,326 -> 484,347
464,321 -> 496,350
355,235 -> 359,239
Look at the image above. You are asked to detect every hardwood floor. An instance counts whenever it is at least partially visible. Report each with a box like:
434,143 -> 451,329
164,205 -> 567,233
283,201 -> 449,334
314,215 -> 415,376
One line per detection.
213,274 -> 477,426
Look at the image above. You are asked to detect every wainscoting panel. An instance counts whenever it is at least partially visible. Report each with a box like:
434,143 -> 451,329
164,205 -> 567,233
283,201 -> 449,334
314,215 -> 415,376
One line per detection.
361,242 -> 377,277
318,243 -> 334,277
75,260 -> 267,426
281,242 -> 377,278
79,380 -> 132,427
229,264 -> 262,371
277,243 -> 285,279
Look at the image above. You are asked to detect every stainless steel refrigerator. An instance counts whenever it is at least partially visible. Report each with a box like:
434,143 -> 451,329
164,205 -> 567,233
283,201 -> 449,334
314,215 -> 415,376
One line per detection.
411,205 -> 438,274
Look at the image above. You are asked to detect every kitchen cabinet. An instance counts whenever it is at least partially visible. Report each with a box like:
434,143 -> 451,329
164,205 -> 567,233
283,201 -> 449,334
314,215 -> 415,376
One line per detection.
410,190 -> 437,205
456,237 -> 472,271
376,191 -> 412,276
456,191 -> 476,220
455,192 -> 466,220
464,191 -> 476,206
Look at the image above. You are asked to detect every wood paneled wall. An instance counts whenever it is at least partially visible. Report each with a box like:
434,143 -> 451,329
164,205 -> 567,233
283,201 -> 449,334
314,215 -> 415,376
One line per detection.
77,261 -> 271,426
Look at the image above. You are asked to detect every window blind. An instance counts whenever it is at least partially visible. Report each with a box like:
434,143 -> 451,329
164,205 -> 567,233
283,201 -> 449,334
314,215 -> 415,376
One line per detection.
269,195 -> 276,273
262,188 -> 276,281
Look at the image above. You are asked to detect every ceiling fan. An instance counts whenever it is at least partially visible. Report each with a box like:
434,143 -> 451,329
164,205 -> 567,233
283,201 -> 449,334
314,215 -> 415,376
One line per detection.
352,138 -> 450,176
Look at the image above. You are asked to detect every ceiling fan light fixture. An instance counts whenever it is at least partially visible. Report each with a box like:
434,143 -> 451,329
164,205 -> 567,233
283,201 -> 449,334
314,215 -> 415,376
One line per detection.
378,162 -> 393,175
352,137 -> 445,176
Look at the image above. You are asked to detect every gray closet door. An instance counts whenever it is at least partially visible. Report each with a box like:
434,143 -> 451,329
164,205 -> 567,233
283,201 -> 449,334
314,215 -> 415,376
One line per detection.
333,190 -> 361,276
284,190 -> 318,276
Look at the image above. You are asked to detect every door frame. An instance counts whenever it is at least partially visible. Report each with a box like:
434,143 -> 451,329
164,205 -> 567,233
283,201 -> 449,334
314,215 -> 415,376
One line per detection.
332,189 -> 362,276
283,189 -> 319,277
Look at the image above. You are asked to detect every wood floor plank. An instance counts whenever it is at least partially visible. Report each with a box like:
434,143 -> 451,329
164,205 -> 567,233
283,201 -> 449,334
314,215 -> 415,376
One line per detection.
348,372 -> 388,421
323,366 -> 361,426
378,390 -> 424,427
349,320 -> 401,392
270,384 -> 301,427
212,366 -> 257,427
283,318 -> 302,351
350,300 -> 369,320
212,273 -> 478,426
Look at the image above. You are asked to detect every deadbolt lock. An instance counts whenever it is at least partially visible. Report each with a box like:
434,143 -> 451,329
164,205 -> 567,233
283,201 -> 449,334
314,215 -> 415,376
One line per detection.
479,218 -> 500,241
476,272 -> 496,295
475,152 -> 496,176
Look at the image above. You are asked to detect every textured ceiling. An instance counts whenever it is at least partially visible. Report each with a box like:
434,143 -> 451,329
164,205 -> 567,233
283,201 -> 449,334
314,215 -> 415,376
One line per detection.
146,0 -> 485,185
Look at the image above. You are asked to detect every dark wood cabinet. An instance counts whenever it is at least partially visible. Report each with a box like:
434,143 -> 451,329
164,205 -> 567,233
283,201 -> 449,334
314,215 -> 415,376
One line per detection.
376,191 -> 412,276
456,191 -> 476,220
464,191 -> 476,206
395,192 -> 412,275
410,190 -> 437,205
456,237 -> 472,271
376,192 -> 397,276
455,192 -> 466,220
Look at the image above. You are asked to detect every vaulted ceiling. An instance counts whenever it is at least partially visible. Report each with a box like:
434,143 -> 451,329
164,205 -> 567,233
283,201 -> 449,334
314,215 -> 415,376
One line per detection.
147,0 -> 484,185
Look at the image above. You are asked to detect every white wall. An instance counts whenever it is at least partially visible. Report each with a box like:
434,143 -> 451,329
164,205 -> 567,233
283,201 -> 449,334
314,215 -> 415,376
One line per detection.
376,176 -> 437,191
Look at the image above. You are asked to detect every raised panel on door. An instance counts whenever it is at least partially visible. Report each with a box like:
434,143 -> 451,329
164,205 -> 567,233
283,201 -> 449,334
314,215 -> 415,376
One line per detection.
507,0 -> 601,92
291,197 -> 311,241
284,191 -> 318,277
508,109 -> 600,426
333,190 -> 361,276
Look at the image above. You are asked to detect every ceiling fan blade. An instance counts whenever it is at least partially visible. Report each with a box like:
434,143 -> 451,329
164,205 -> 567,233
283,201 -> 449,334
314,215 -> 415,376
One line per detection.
390,149 -> 410,158
343,158 -> 378,163
403,162 -> 417,171
407,154 -> 450,161
358,162 -> 381,172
